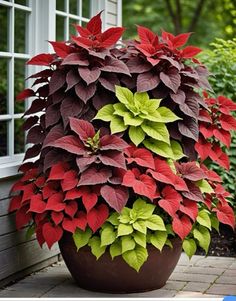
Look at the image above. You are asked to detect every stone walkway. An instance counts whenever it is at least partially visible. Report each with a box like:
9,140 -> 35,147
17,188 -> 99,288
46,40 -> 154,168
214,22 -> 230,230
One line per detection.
0,254 -> 235,298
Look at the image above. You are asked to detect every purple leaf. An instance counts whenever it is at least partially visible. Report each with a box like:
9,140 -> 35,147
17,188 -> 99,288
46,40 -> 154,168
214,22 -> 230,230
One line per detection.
170,89 -> 186,105
26,125 -> 45,144
160,67 -> 181,93
98,151 -> 126,170
69,117 -> 95,141
49,135 -> 86,155
23,144 -> 41,161
182,181 -> 204,202
42,124 -> 64,148
100,185 -> 129,212
24,98 -> 46,116
100,135 -> 129,150
22,116 -> 39,131
46,103 -> 61,128
61,53 -> 89,66
100,57 -> 130,75
99,73 -> 120,92
179,97 -> 199,119
66,69 -> 81,91
137,72 -> 160,92
178,117 -> 199,141
60,96 -> 84,127
78,67 -> 101,85
76,155 -> 97,173
78,167 -> 112,186
49,70 -> 66,95
127,56 -> 152,73
160,55 -> 182,70
75,81 -> 96,103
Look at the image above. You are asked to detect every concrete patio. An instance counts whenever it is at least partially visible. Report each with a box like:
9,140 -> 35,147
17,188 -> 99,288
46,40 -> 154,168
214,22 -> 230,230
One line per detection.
0,253 -> 235,298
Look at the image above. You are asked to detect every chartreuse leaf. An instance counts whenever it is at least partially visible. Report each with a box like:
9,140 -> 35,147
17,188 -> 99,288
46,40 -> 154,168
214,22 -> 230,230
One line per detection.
193,226 -> 211,253
113,103 -> 128,116
146,215 -> 166,231
157,107 -> 181,122
100,223 -> 116,246
196,210 -> 211,230
122,245 -> 148,272
94,104 -> 114,121
133,231 -> 146,248
210,215 -> 220,232
146,99 -> 162,112
133,199 -> 155,219
196,179 -> 214,194
26,224 -> 35,240
107,212 -> 119,225
165,239 -> 173,248
124,112 -> 143,126
73,228 -> 92,251
88,236 -> 106,259
110,116 -> 127,133
110,239 -> 122,259
121,236 -> 136,253
133,220 -> 147,234
150,231 -> 168,251
119,207 -> 131,223
129,126 -> 145,146
166,224 -> 175,235
117,224 -> 133,236
183,238 -> 197,259
115,85 -> 133,105
143,139 -> 173,158
141,121 -> 170,144
171,140 -> 185,160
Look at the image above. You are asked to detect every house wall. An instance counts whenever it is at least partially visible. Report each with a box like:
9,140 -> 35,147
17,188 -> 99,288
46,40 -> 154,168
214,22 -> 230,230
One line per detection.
0,0 -> 122,287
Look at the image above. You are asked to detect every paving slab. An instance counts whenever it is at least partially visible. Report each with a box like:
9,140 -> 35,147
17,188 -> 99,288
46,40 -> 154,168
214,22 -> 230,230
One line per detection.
182,281 -> 211,292
206,283 -> 236,295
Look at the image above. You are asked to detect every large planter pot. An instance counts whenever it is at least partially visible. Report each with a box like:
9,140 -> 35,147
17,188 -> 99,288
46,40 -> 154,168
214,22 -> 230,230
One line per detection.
59,232 -> 182,293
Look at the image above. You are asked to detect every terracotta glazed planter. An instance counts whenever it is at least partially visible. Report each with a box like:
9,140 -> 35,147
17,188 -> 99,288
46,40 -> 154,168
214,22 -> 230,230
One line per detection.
59,232 -> 182,293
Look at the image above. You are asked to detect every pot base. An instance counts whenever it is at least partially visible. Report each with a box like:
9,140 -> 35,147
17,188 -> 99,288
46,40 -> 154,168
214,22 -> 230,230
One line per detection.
59,233 -> 182,293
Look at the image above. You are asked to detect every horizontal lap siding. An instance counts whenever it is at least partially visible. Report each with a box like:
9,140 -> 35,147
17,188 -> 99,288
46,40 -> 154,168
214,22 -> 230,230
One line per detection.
106,0 -> 119,27
0,177 -> 60,285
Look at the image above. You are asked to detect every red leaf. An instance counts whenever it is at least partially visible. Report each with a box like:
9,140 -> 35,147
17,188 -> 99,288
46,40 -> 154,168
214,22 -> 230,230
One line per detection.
45,192 -> 65,212
51,211 -> 64,225
122,170 -> 157,200
98,151 -> 126,170
218,95 -> 236,114
137,72 -> 160,92
100,27 -> 125,48
49,41 -> 74,58
16,205 -> 32,230
28,194 -> 46,213
65,200 -> 78,218
100,135 -> 128,150
61,170 -> 78,191
65,188 -> 82,200
69,117 -> 95,141
75,211 -> 87,230
159,186 -> 182,217
172,32 -> 191,48
179,199 -> 198,221
213,128 -> 231,148
22,183 -> 36,203
86,11 -> 102,35
195,136 -> 212,161
209,145 -> 230,170
42,222 -> 63,248
78,66 -> 101,85
172,215 -> 192,240
27,53 -> 54,66
100,185 -> 129,212
71,36 -> 94,49
74,24 -> 90,37
78,167 -> 112,186
79,186 -> 98,212
42,182 -> 57,199
181,46 -> 202,58
87,204 -> 109,232
62,217 -> 81,233
49,135 -> 86,155
220,114 -> 236,131
136,44 -> 156,57
9,195 -> 22,212
160,67 -> 181,93
200,165 -> 222,183
199,124 -> 214,139
137,25 -> 156,44
126,146 -> 155,169
75,81 -> 96,103
48,162 -> 69,180
175,162 -> 206,181
16,88 -> 35,101
213,203 -> 235,229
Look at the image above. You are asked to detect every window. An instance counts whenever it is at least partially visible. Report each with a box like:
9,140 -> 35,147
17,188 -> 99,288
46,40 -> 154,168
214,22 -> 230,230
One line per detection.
0,0 -> 119,178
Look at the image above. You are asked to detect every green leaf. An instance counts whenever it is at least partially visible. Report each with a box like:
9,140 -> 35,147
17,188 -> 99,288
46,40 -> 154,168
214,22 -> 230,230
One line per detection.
133,231 -> 146,248
129,126 -> 145,146
110,115 -> 127,134
196,210 -> 211,230
133,199 -> 155,220
122,245 -> 148,272
115,85 -> 133,105
110,239 -> 122,259
26,225 -> 35,240
145,215 -> 166,231
88,236 -> 106,259
107,212 -> 119,226
139,110 -> 163,122
183,238 -> 197,259
100,223 -> 116,246
117,224 -> 133,236
211,215 -> 220,232
166,224 -> 175,236
113,103 -> 129,116
94,104 -> 114,122
146,99 -> 162,112
193,226 -> 211,253
134,91 -> 149,104
150,231 -> 168,251
133,220 -> 147,234
196,179 -> 214,194
121,236 -> 136,253
170,140 -> 185,160
165,239 -> 173,248
143,139 -> 174,158
141,121 -> 170,144
73,228 -> 92,251
119,207 -> 131,223
124,112 -> 143,126
157,107 -> 181,122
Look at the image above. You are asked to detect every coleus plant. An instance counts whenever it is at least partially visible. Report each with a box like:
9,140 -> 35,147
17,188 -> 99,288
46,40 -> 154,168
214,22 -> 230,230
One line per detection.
9,12 -> 235,272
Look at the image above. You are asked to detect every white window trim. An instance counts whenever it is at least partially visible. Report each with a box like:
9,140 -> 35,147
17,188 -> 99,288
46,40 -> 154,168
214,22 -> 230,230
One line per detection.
0,0 -> 121,179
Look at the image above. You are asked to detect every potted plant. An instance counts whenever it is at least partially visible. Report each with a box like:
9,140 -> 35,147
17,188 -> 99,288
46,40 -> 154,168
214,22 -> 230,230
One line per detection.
9,12 -> 236,293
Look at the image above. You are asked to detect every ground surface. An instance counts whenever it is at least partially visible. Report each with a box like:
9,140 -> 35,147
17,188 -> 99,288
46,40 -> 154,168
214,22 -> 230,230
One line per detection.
0,254 -> 235,298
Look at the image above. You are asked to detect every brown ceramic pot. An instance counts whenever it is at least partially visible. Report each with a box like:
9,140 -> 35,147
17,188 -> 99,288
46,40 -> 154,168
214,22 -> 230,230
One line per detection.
59,232 -> 182,293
